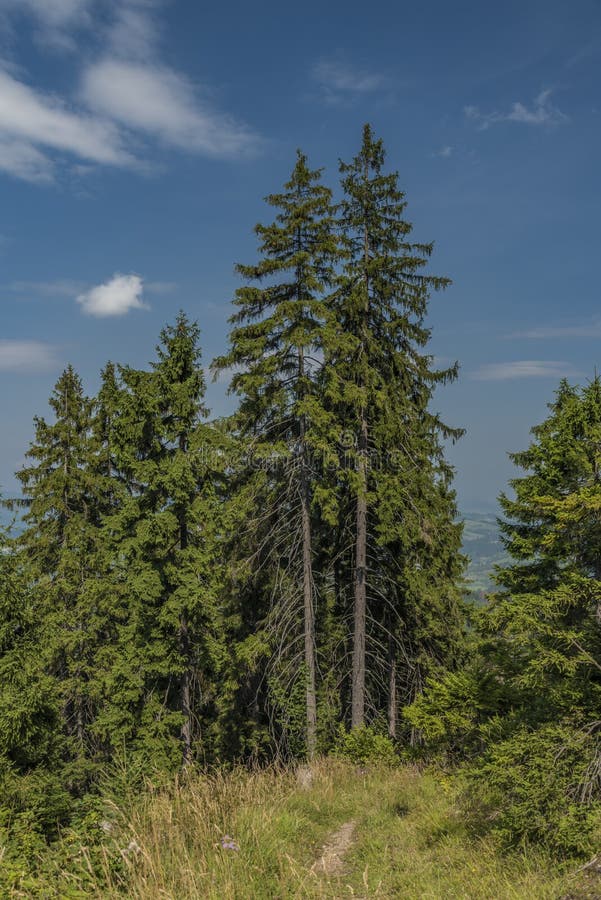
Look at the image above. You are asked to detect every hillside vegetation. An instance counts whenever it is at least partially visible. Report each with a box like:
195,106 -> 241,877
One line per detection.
2,760 -> 593,899
4,125 -> 601,895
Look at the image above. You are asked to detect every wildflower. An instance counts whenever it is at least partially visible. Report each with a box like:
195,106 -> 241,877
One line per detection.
121,839 -> 141,856
220,834 -> 240,851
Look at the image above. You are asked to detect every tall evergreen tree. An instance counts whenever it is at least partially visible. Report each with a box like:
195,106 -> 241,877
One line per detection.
327,124 -> 464,728
214,152 -> 338,756
93,362 -> 124,492
16,366 -> 107,779
407,377 -> 601,853
100,314 -> 228,767
0,518 -> 68,832
486,376 -> 601,715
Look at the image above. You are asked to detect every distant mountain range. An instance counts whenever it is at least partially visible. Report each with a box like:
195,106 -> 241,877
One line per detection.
0,502 -> 508,598
461,510 -> 509,598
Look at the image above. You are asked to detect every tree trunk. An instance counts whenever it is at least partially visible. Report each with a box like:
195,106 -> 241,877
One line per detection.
301,462 -> 317,757
387,634 -> 397,740
299,346 -> 317,758
352,172 -> 370,730
180,615 -> 192,767
352,414 -> 368,728
74,687 -> 86,746
179,432 -> 193,768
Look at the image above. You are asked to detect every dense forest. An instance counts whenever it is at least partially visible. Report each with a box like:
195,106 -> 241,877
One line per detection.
3,125 -> 601,891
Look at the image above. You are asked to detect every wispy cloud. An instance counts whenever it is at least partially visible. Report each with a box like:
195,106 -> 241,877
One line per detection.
465,89 -> 568,129
433,145 -> 453,158
77,273 -> 148,317
0,0 -> 93,48
0,66 -> 133,182
80,1 -> 260,158
565,38 -> 601,70
0,137 -> 54,183
145,280 -> 177,295
106,0 -> 161,60
7,276 -> 175,302
512,318 -> 601,339
0,0 -> 92,27
0,0 -> 261,182
81,60 -> 260,158
8,278 -> 87,296
0,339 -> 61,373
311,58 -> 386,104
471,360 -> 582,381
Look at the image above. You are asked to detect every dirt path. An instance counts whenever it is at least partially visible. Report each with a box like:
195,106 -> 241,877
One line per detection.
311,820 -> 357,877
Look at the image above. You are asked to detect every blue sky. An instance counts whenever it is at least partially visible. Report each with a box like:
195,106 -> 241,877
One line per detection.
0,0 -> 600,511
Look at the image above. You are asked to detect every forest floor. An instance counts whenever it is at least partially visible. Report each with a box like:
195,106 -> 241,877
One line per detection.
7,759 -> 601,898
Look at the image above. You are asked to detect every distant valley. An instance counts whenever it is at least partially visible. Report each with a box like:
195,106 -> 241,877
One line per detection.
461,510 -> 509,598
2,502 -> 509,599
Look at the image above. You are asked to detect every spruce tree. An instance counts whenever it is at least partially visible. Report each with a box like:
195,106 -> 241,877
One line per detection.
94,362 -> 124,491
16,366 -> 107,779
327,124 -> 464,729
486,376 -> 601,715
214,152 -> 338,757
0,518 -> 68,832
407,377 -> 601,852
100,314 -> 227,767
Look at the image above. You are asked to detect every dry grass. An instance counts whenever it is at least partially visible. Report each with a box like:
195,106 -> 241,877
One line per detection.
5,759 -> 598,898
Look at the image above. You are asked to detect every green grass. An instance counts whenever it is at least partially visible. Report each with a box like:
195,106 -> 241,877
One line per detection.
4,760 -> 599,898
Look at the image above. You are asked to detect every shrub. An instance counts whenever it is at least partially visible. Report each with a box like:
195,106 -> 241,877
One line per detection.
333,725 -> 398,766
465,720 -> 601,857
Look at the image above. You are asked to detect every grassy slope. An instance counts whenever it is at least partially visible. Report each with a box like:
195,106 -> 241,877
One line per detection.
12,760 -> 597,899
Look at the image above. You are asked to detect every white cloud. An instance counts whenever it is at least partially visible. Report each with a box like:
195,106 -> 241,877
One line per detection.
506,89 -> 568,125
512,319 -> 601,339
313,60 -> 384,93
471,360 -> 581,381
145,280 -> 177,294
0,0 -> 159,55
311,59 -> 385,104
0,0 -> 260,181
0,0 -> 92,26
77,273 -> 148,317
81,60 -> 259,157
7,276 -> 175,300
107,0 -> 160,60
0,0 -> 94,50
0,339 -> 61,373
565,39 -> 601,70
8,278 -> 86,296
0,67 -> 133,179
465,89 -> 568,129
0,137 -> 54,182
434,145 -> 453,158
0,0 -> 158,54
